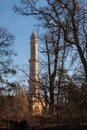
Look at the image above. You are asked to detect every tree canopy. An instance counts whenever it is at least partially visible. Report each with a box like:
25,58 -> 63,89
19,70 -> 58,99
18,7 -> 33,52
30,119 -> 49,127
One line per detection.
14,0 -> 87,81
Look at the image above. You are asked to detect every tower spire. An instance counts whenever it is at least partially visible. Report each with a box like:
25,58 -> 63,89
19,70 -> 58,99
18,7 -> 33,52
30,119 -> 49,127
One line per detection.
31,30 -> 37,41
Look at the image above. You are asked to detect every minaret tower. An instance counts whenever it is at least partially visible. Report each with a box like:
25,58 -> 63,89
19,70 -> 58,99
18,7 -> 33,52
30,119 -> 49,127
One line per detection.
29,31 -> 41,115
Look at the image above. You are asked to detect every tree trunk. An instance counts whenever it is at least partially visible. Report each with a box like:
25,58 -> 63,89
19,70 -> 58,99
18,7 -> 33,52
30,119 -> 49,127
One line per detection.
48,74 -> 55,114
77,45 -> 87,80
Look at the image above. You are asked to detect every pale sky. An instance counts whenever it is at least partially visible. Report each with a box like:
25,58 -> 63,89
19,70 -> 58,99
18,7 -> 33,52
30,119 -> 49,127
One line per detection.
0,0 -> 36,67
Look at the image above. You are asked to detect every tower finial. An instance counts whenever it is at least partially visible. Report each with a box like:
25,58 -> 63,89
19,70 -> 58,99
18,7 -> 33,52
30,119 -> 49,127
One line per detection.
31,29 -> 37,40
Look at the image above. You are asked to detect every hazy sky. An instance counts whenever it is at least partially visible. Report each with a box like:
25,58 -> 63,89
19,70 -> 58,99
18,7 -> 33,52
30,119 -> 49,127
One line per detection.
0,0 -> 36,68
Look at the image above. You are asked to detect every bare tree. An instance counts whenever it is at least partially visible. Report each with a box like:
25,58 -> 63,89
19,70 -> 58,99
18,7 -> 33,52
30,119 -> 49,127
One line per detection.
0,27 -> 16,90
13,0 -> 87,81
13,0 -> 87,117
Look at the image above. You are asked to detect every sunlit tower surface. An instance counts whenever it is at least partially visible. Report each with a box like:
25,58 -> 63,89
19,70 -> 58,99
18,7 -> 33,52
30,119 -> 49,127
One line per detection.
29,31 -> 42,115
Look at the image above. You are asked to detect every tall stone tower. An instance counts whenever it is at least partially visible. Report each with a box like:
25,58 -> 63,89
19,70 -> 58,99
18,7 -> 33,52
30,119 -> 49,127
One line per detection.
29,31 -> 42,115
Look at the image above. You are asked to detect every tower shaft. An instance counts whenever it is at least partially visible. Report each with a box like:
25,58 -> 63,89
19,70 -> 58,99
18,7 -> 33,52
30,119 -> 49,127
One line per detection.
29,31 -> 40,114
29,31 -> 39,95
